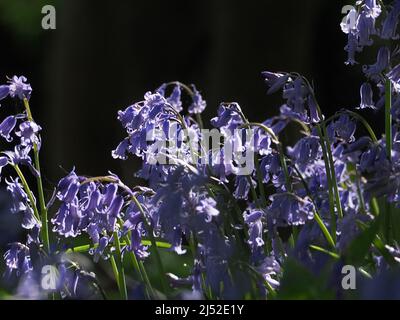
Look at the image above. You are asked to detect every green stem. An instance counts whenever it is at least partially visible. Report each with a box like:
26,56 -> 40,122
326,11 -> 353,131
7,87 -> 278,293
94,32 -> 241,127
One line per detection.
12,165 -> 40,222
113,231 -> 128,300
139,261 -> 156,298
314,211 -> 336,250
309,245 -> 339,259
321,122 -> 343,219
123,232 -> 155,299
109,255 -> 120,296
131,195 -> 169,294
316,125 -> 336,241
277,143 -> 292,192
23,98 -> 50,253
292,165 -> 336,248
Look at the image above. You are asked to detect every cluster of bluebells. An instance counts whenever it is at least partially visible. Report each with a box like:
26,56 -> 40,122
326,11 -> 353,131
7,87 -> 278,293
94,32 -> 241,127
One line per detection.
2,0 -> 400,300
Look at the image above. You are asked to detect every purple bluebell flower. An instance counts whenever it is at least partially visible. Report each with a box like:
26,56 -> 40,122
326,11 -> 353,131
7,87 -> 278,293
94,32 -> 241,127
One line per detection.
102,183 -> 118,207
259,153 -> 282,184
21,207 -> 38,230
333,114 -> 356,142
363,47 -> 390,81
0,85 -> 9,101
90,236 -> 109,263
244,208 -> 265,262
343,136 -> 372,155
308,95 -> 321,123
0,115 -> 17,142
287,135 -> 321,170
6,177 -> 30,214
262,71 -> 290,95
128,226 -> 149,259
356,11 -> 377,47
359,83 -> 376,109
3,243 -> 32,277
387,64 -> 400,92
195,197 -> 219,223
381,1 -> 400,40
233,175 -> 255,200
15,121 -> 41,147
56,170 -> 80,202
8,76 -> 32,100
254,128 -> 272,155
363,0 -> 382,19
167,84 -> 183,112
0,156 -> 8,175
111,138 -> 129,160
188,85 -> 206,114
256,256 -> 281,290
106,195 -> 124,232
344,32 -> 362,66
268,193 -> 314,226
52,200 -> 82,237
211,103 -> 243,129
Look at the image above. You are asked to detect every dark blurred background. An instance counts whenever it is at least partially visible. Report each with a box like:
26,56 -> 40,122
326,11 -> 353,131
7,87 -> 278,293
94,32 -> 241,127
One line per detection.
0,0 -> 379,187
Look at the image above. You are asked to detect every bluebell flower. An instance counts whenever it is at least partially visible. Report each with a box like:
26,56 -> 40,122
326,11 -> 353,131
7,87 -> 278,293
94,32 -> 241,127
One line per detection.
6,177 -> 30,214
111,138 -> 129,160
343,136 -> 372,155
188,85 -> 206,114
0,115 -> 17,142
387,64 -> 400,92
308,94 -> 321,123
8,76 -> 32,100
381,1 -> 400,40
268,193 -> 314,226
244,208 -> 265,262
359,82 -> 376,109
344,32 -> 362,66
287,135 -> 321,170
52,200 -> 83,238
0,156 -> 8,175
256,256 -> 281,290
259,153 -> 281,184
356,11 -> 377,47
56,170 -> 80,202
21,207 -> 38,230
106,195 -> 124,232
233,175 -> 255,200
3,243 -> 32,277
363,0 -> 382,19
254,128 -> 272,156
262,71 -> 290,95
15,121 -> 41,147
363,47 -> 390,82
0,85 -> 9,101
333,114 -> 356,142
166,84 -> 183,112
211,103 -> 243,129
122,205 -> 142,234
195,197 -> 219,223
90,236 -> 109,263
128,226 -> 149,259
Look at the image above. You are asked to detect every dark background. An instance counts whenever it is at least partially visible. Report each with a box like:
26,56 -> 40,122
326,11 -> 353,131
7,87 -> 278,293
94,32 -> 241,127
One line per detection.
0,0 -> 379,187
